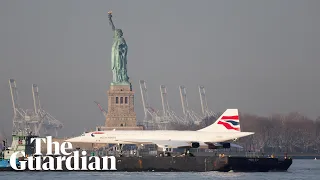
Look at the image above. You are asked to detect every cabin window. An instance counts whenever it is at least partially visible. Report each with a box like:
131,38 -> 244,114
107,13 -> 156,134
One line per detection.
116,97 -> 119,104
120,97 -> 123,104
125,97 -> 128,104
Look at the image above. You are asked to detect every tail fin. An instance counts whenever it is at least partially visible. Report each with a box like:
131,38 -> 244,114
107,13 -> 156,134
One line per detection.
198,109 -> 241,132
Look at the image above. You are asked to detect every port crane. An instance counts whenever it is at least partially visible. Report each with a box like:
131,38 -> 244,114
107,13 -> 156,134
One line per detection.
139,80 -> 162,130
9,79 -> 63,137
179,85 -> 203,125
139,80 -> 189,130
32,84 -> 63,137
9,79 -> 38,136
198,86 -> 217,118
94,101 -> 107,118
160,85 -> 185,126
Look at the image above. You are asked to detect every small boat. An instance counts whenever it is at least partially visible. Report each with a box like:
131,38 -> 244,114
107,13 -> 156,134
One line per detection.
0,158 -> 11,170
1,140 -> 20,170
0,158 -> 20,171
0,132 -> 37,171
315,157 -> 317,160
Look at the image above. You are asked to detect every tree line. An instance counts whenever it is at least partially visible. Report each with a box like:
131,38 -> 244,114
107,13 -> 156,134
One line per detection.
170,112 -> 320,153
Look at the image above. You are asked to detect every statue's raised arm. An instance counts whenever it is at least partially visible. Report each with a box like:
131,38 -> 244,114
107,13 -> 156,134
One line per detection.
108,11 -> 115,31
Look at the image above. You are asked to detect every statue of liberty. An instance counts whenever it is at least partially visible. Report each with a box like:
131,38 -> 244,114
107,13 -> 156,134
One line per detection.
108,11 -> 130,85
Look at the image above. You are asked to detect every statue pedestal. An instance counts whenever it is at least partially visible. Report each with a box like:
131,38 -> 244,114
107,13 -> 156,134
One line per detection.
104,83 -> 142,129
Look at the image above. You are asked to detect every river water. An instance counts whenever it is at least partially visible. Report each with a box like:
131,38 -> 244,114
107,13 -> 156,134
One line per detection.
1,159 -> 319,180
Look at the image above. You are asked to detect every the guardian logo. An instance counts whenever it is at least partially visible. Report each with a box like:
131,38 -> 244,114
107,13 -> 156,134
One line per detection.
9,136 -> 117,171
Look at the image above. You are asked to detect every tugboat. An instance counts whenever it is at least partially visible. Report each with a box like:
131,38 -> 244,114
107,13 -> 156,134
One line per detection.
0,139 -> 13,170
0,131 -> 37,171
0,148 -> 20,170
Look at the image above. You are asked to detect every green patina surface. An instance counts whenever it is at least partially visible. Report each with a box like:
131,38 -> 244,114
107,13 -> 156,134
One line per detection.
108,12 -> 131,86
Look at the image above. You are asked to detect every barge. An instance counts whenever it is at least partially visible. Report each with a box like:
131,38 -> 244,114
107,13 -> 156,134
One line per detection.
2,154 -> 292,172
100,155 -> 292,172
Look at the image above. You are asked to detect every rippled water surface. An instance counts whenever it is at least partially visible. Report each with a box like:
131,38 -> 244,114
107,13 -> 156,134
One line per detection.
1,159 -> 319,180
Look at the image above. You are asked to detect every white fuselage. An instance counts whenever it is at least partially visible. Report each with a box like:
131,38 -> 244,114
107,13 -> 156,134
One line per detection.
67,130 -> 253,145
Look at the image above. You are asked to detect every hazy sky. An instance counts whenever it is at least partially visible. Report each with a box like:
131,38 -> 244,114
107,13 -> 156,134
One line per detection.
1,0 -> 319,138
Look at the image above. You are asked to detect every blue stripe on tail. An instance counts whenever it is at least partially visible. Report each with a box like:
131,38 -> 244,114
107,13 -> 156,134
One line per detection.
225,120 -> 239,126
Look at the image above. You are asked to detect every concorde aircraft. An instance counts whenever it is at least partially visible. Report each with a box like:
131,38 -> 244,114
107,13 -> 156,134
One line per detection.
66,109 -> 254,153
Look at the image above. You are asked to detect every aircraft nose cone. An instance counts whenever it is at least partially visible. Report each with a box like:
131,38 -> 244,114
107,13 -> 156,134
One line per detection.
65,137 -> 80,142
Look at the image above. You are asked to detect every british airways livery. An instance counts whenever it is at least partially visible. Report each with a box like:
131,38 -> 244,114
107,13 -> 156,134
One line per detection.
66,109 -> 254,152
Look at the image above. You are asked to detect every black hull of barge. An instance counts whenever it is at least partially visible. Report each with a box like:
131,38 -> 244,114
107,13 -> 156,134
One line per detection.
216,156 -> 292,172
105,156 -> 292,172
1,156 -> 292,172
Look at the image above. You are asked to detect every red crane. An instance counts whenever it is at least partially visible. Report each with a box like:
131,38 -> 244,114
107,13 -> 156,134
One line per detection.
94,101 -> 107,118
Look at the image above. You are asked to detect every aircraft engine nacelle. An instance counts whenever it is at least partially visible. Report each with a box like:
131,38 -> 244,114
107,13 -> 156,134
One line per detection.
222,142 -> 231,149
191,142 -> 200,148
207,142 -> 231,149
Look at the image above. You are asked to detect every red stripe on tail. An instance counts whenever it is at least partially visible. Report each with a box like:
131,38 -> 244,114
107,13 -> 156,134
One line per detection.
221,115 -> 239,120
218,121 -> 240,131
